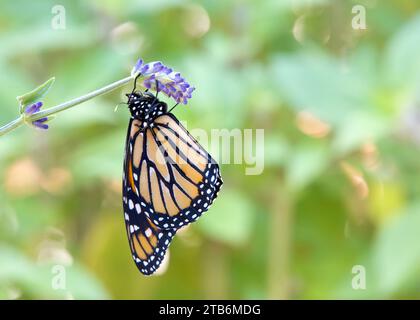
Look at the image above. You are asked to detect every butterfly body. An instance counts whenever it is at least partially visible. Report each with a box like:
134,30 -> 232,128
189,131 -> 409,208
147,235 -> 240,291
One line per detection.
127,92 -> 168,129
123,91 -> 222,275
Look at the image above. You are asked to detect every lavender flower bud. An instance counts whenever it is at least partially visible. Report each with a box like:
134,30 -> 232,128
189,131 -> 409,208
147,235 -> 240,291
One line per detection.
24,102 -> 50,130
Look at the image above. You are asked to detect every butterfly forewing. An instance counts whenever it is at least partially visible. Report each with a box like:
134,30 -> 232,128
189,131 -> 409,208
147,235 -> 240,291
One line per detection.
123,119 -> 177,275
128,113 -> 223,230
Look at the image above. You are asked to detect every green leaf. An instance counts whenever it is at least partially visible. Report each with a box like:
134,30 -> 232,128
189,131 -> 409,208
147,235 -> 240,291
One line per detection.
331,112 -> 390,155
198,189 -> 255,246
271,51 -> 374,126
372,204 -> 420,295
16,77 -> 55,113
384,13 -> 420,89
0,245 -> 109,299
69,130 -> 126,182
286,144 -> 329,191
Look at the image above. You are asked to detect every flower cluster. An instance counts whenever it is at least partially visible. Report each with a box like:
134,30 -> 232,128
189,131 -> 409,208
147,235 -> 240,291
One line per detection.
24,102 -> 49,129
131,59 -> 195,104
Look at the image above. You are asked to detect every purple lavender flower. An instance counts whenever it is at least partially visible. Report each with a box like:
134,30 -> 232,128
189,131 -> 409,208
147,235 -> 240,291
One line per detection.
32,118 -> 49,130
24,101 -> 43,115
24,102 -> 49,130
131,59 -> 195,104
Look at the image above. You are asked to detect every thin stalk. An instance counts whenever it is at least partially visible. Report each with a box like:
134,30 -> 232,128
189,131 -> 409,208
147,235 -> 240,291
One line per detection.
0,75 -> 134,137
31,75 -> 134,121
267,184 -> 294,299
0,116 -> 24,137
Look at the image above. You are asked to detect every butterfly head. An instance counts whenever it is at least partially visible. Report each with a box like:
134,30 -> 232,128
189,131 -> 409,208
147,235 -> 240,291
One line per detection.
126,92 -> 168,122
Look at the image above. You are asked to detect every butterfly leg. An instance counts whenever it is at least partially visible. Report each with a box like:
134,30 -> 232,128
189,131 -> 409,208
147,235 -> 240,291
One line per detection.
151,80 -> 160,104
168,102 -> 179,113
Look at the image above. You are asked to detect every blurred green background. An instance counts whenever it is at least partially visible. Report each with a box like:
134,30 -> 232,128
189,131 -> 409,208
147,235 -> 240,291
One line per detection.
1,0 -> 420,299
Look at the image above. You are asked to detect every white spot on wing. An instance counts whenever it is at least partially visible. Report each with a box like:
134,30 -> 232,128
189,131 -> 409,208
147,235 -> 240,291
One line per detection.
145,228 -> 152,237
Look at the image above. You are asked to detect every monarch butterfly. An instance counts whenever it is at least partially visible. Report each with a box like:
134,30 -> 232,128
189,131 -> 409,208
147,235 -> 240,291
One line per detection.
123,83 -> 222,275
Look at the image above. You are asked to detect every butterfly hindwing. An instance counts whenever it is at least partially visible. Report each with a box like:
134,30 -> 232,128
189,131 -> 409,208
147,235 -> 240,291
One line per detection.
122,186 -> 176,275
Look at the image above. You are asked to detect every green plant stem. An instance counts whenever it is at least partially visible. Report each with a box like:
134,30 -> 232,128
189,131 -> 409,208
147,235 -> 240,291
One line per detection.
0,116 -> 24,136
267,184 -> 294,299
31,75 -> 133,121
0,75 -> 134,137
